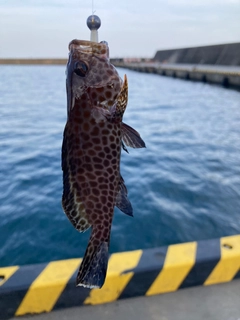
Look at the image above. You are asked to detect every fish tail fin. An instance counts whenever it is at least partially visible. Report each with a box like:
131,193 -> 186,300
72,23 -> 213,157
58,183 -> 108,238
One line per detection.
76,230 -> 109,289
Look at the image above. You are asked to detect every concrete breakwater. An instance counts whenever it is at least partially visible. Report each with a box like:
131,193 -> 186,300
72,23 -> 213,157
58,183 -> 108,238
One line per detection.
0,59 -> 67,65
113,62 -> 240,89
153,42 -> 240,66
0,235 -> 240,319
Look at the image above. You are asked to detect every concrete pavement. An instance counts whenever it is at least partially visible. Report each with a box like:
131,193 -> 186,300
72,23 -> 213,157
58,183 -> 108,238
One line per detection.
10,279 -> 240,320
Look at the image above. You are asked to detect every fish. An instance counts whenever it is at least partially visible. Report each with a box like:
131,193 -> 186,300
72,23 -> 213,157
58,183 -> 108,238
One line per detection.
62,39 -> 145,289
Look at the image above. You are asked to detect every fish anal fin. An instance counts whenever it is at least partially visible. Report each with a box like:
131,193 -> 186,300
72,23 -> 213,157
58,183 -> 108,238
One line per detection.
122,122 -> 146,148
115,175 -> 133,217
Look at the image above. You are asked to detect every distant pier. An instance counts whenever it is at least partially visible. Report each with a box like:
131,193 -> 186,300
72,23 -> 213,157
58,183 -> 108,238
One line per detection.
1,42 -> 240,89
113,62 -> 240,90
0,58 -> 67,65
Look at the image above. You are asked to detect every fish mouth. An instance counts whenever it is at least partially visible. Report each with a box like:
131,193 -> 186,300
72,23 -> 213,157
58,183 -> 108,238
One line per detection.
69,40 -> 109,59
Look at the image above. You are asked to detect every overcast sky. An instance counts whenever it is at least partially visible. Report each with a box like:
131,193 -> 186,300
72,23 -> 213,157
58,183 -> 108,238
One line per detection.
0,0 -> 240,58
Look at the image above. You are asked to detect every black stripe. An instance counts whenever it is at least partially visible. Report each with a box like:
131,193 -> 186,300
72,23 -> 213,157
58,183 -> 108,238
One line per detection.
179,238 -> 221,289
234,270 -> 240,279
0,263 -> 47,320
53,266 -> 91,310
118,246 -> 168,299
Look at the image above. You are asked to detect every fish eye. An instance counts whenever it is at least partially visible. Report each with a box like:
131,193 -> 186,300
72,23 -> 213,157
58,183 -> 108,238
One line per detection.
74,61 -> 88,77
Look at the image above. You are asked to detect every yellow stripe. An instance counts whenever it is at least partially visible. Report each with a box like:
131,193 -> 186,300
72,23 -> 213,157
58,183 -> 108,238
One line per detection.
84,250 -> 142,305
15,258 -> 81,316
146,242 -> 197,296
204,235 -> 240,285
0,266 -> 19,286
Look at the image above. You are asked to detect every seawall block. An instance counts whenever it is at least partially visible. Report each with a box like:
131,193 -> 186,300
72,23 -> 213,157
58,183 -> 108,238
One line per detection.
0,235 -> 240,319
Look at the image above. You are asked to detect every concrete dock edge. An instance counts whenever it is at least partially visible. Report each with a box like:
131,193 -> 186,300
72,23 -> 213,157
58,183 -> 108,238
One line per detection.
0,234 -> 240,319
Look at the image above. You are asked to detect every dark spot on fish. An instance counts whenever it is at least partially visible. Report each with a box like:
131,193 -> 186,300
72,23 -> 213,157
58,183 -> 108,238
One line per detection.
90,181 -> 98,187
107,70 -> 114,76
92,138 -> 101,144
88,149 -> 96,156
83,110 -> 91,118
91,127 -> 100,136
95,146 -> 102,151
100,184 -> 108,190
93,188 -> 100,196
102,129 -> 110,135
85,156 -> 91,163
108,194 -> 114,202
103,205 -> 109,212
98,152 -> 105,158
102,136 -> 108,145
93,157 -> 102,163
105,91 -> 112,99
107,167 -> 113,174
98,95 -> 105,103
91,92 -> 97,99
112,150 -> 117,157
86,201 -> 94,209
83,122 -> 90,131
98,122 -> 105,128
109,136 -> 115,142
93,239 -> 99,246
110,144 -> 117,150
84,142 -> 94,149
96,76 -> 101,82
73,182 -> 78,189
84,164 -> 93,171
86,173 -> 95,180
91,213 -> 97,220
100,196 -> 107,203
71,211 -> 78,218
96,87 -> 104,92
81,132 -> 90,141
109,175 -> 115,182
103,159 -> 110,167
95,164 -> 104,170
104,147 -> 110,153
104,220 -> 109,227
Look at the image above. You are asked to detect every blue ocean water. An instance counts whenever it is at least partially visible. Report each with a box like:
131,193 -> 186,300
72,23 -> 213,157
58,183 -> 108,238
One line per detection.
0,65 -> 240,267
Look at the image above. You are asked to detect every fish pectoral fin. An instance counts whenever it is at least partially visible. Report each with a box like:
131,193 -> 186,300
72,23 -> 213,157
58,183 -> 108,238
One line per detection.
121,141 -> 129,153
115,175 -> 133,217
122,122 -> 146,148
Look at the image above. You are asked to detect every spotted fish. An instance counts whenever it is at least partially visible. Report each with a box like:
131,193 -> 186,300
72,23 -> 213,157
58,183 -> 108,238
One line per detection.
62,39 -> 145,288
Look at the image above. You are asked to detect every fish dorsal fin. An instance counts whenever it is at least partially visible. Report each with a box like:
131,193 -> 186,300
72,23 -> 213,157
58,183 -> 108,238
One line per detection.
115,175 -> 133,217
122,122 -> 146,149
111,74 -> 128,121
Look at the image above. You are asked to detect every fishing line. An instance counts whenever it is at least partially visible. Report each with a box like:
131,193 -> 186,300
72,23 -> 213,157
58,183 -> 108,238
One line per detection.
92,0 -> 96,15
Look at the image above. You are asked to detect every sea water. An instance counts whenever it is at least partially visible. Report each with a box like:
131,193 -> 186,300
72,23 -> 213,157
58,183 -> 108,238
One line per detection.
0,65 -> 240,267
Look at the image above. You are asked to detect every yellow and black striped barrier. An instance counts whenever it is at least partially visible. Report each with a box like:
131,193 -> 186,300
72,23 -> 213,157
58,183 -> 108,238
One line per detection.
0,234 -> 240,319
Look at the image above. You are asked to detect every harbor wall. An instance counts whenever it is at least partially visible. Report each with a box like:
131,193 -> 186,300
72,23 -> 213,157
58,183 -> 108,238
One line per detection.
153,42 -> 240,66
0,235 -> 240,319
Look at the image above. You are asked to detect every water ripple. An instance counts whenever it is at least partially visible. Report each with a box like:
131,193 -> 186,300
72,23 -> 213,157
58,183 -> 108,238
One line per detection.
0,66 -> 240,266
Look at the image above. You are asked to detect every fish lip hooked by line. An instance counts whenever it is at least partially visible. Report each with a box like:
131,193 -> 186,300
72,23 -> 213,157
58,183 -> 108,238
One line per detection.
69,39 -> 109,59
